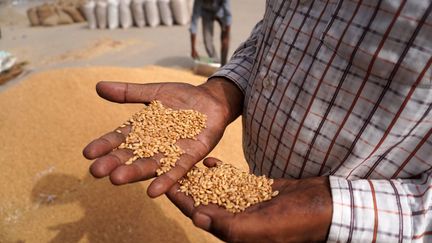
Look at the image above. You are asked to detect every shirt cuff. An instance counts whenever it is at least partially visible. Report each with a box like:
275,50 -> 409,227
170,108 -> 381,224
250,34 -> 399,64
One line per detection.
327,176 -> 412,242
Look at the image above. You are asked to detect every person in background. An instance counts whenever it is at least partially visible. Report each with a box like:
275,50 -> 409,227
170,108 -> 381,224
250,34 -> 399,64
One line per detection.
189,0 -> 231,66
84,0 -> 432,242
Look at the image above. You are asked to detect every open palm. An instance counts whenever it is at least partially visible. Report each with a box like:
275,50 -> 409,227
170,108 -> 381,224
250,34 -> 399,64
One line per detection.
166,158 -> 332,243
83,81 -> 236,197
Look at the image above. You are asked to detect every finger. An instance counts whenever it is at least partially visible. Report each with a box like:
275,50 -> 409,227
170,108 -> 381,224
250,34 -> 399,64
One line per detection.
166,183 -> 195,218
147,153 -> 196,198
89,148 -> 133,178
193,205 -> 239,241
203,157 -> 221,168
96,81 -> 163,104
147,136 -> 211,197
166,183 -> 237,241
109,158 -> 159,185
83,126 -> 130,159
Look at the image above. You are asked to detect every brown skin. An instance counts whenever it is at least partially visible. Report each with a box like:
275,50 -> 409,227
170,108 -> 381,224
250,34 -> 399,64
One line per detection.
167,157 -> 333,243
83,77 -> 333,241
83,77 -> 243,198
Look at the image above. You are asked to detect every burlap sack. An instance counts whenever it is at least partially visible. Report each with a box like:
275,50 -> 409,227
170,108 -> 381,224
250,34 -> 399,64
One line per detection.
107,0 -> 120,29
170,0 -> 188,25
144,0 -> 160,27
187,0 -> 192,16
157,0 -> 173,26
41,10 -> 58,26
119,0 -> 133,29
37,4 -> 56,23
62,6 -> 85,22
27,7 -> 40,26
81,1 -> 97,29
41,8 -> 74,26
57,9 -> 74,25
96,0 -> 108,29
131,0 -> 145,28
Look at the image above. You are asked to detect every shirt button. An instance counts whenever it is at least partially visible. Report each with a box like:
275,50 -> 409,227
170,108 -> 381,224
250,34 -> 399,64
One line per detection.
263,77 -> 275,90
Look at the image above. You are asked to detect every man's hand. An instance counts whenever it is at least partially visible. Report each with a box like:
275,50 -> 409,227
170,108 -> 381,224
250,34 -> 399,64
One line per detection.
167,158 -> 332,243
83,79 -> 243,198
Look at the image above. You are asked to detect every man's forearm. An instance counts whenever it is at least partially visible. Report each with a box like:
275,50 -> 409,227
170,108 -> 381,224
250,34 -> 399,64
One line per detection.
199,77 -> 244,125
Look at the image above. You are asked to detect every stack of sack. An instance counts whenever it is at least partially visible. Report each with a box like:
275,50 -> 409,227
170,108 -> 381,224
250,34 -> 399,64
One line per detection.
27,0 -> 86,27
81,0 -> 193,29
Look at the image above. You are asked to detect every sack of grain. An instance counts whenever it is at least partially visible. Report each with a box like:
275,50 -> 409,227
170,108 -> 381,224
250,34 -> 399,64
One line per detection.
186,0 -> 192,16
170,0 -> 188,25
131,0 -> 145,28
107,0 -> 119,29
81,0 -> 97,29
62,6 -> 85,22
39,7 -> 73,26
144,0 -> 160,27
119,0 -> 133,29
36,4 -> 56,23
41,13 -> 58,26
96,0 -> 108,29
157,0 -> 173,26
27,7 -> 40,26
57,8 -> 75,24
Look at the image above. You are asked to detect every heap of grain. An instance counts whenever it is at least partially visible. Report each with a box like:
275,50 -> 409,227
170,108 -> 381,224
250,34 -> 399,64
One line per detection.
180,163 -> 278,213
119,100 -> 278,213
118,100 -> 206,175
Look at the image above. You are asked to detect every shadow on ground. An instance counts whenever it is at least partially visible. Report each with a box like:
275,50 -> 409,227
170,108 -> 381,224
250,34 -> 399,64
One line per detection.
154,56 -> 195,69
31,173 -> 190,243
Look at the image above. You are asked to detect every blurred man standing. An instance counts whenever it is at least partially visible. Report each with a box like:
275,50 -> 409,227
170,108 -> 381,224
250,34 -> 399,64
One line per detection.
189,0 -> 231,66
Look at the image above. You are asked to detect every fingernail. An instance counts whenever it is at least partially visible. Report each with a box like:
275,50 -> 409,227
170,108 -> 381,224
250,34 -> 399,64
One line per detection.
194,212 -> 211,231
147,181 -> 164,198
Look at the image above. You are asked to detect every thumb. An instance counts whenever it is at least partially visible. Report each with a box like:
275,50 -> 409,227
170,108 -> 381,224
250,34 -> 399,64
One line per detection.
202,157 -> 222,168
96,81 -> 163,104
192,205 -> 239,242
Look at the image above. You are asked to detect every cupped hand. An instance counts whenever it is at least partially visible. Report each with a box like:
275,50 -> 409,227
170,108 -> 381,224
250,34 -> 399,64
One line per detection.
83,79 -> 243,198
166,158 -> 333,243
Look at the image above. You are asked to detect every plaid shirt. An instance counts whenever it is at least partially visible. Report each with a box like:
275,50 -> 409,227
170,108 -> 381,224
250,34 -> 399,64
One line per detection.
212,0 -> 432,242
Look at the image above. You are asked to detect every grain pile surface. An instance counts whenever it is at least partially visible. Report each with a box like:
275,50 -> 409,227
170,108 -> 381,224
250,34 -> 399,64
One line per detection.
0,66 -> 247,243
119,100 -> 207,175
180,163 -> 278,213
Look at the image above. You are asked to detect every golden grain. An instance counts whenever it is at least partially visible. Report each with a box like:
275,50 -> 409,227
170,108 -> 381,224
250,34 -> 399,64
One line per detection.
118,100 -> 207,175
179,163 -> 278,213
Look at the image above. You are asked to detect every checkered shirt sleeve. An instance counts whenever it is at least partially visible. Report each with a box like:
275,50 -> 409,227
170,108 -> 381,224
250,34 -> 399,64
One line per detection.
211,20 -> 263,94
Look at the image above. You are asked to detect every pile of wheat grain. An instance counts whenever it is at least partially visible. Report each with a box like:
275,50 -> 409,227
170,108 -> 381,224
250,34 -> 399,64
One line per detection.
118,100 -> 207,176
179,163 -> 278,213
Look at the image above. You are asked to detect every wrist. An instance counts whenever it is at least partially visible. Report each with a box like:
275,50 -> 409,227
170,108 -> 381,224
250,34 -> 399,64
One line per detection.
303,177 -> 333,242
198,77 -> 244,125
